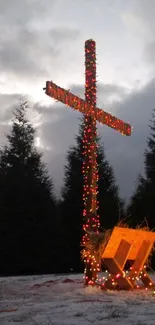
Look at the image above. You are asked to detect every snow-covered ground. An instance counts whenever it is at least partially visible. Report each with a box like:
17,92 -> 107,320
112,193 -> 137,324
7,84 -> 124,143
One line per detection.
1,273 -> 155,325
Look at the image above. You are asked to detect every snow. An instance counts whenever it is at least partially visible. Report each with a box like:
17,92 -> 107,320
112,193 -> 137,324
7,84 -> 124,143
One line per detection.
1,273 -> 155,325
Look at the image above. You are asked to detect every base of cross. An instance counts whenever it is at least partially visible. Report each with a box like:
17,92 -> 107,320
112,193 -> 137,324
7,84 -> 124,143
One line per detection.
83,226 -> 155,290
85,261 -> 97,286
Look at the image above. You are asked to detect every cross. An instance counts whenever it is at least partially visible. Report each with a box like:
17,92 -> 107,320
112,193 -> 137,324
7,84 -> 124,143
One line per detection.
44,39 -> 132,284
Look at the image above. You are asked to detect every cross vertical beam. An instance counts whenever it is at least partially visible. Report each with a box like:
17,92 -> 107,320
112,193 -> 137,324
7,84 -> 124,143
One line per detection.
82,40 -> 100,285
83,40 -> 99,224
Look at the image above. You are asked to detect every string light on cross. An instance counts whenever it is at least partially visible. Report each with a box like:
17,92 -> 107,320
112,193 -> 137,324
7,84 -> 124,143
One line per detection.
44,39 -> 132,285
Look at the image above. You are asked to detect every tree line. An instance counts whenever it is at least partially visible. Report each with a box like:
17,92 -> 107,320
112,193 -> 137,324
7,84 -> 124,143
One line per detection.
0,100 -> 155,276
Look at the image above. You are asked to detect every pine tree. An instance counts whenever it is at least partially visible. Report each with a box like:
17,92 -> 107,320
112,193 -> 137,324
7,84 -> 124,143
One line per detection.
59,118 -> 124,272
127,108 -> 155,229
127,175 -> 148,227
0,100 -> 57,275
97,142 -> 124,230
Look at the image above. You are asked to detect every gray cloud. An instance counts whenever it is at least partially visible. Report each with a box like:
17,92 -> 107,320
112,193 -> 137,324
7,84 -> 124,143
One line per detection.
0,0 -> 54,25
124,0 -> 155,67
0,0 -> 80,83
145,40 -> 155,66
0,93 -> 21,122
0,93 -> 21,147
0,26 -> 80,81
135,0 -> 155,27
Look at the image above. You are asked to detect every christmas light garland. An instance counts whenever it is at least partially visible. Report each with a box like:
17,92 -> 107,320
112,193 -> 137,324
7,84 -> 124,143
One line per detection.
82,40 -> 100,285
96,266 -> 154,290
45,83 -> 131,136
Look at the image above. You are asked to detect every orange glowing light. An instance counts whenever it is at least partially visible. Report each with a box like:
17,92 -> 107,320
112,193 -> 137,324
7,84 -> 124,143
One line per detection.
101,227 -> 155,290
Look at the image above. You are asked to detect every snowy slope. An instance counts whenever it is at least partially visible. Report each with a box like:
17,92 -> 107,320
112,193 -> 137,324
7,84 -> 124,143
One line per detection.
0,273 -> 155,325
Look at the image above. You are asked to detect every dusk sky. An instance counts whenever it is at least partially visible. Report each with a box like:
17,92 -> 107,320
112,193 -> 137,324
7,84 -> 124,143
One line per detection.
0,0 -> 155,202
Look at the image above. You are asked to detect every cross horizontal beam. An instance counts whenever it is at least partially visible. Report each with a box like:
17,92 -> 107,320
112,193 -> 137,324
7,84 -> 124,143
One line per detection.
45,81 -> 131,136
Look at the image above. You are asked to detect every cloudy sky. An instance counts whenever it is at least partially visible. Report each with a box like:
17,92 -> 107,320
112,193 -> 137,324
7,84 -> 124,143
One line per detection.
0,0 -> 155,203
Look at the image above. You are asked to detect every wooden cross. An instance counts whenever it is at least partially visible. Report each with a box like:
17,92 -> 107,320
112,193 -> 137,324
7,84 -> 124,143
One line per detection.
44,39 -> 131,284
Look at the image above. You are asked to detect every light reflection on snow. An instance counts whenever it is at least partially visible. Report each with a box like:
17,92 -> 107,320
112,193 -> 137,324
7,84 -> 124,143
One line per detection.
0,273 -> 155,325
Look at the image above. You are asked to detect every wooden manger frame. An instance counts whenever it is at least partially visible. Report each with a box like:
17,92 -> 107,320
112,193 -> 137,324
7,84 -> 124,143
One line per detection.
101,226 -> 155,290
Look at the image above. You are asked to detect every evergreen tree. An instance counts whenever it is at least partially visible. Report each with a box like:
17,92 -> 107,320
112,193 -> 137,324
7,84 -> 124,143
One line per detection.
0,100 -> 57,275
97,142 -> 124,229
127,108 -> 155,229
59,118 -> 124,272
127,176 -> 148,227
